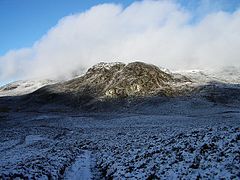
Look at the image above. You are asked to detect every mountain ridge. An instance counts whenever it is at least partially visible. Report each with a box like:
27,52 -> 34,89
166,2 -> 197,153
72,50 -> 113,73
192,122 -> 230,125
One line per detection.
1,61 -> 240,113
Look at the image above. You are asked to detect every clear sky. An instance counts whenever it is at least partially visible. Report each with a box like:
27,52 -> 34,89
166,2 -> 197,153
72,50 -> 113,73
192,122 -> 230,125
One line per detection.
0,0 -> 134,56
1,0 -> 239,56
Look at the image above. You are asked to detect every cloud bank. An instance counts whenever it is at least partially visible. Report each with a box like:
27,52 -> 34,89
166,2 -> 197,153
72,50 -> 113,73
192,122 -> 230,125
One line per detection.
1,0 -> 240,83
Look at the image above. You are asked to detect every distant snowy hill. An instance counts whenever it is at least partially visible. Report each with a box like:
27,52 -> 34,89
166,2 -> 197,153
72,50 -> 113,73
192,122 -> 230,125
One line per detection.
0,79 -> 56,97
176,66 -> 240,84
212,66 -> 240,84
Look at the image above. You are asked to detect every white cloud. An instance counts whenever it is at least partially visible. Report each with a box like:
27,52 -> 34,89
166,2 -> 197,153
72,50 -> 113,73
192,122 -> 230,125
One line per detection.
1,0 -> 240,83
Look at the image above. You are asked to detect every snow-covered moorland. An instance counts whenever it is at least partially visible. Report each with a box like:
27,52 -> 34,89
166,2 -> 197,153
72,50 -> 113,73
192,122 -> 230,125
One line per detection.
0,100 -> 239,179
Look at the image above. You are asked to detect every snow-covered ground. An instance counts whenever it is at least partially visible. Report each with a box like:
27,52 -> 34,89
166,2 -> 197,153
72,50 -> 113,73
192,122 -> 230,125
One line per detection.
64,150 -> 93,180
0,79 -> 56,97
175,66 -> 240,84
0,100 -> 239,179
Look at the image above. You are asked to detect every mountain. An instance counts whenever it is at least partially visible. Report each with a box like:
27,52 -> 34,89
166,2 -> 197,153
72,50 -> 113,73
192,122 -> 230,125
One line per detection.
177,66 -> 240,84
0,79 -> 56,97
1,62 -> 240,112
52,62 -> 191,97
26,62 -> 194,108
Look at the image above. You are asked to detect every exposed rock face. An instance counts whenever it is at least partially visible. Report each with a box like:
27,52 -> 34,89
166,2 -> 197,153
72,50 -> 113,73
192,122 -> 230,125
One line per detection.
49,62 -> 191,99
104,62 -> 174,97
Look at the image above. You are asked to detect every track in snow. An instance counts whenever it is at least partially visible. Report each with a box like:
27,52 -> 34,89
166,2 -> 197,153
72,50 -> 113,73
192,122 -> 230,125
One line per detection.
64,150 -> 93,180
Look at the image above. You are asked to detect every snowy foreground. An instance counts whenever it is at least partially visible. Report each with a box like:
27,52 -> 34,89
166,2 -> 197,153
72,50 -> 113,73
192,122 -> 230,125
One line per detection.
0,100 -> 239,180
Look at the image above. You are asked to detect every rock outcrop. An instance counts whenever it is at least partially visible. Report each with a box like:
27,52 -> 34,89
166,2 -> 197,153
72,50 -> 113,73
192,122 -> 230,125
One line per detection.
44,62 -> 191,100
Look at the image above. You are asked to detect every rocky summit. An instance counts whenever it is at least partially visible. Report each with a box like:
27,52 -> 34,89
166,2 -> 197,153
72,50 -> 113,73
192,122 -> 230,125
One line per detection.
35,62 -> 191,101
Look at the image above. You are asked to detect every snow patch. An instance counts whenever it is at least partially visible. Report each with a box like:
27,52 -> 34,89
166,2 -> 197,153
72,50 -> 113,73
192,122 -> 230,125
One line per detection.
91,62 -> 124,70
25,135 -> 47,145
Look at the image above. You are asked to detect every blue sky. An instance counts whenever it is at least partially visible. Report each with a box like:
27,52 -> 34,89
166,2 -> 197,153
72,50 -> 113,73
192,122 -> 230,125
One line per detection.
1,0 -> 240,56
0,0 -> 133,56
